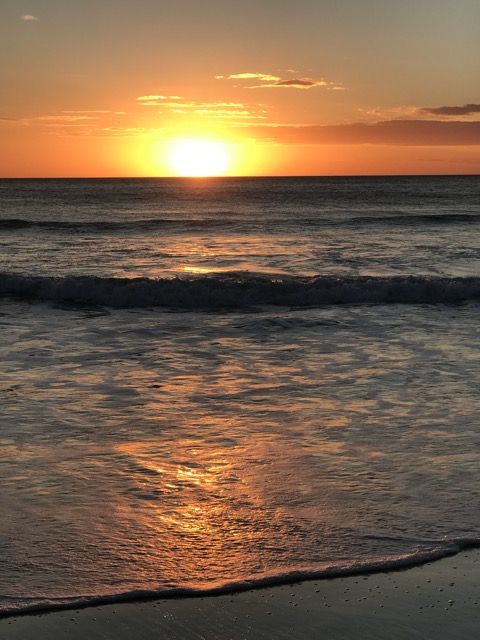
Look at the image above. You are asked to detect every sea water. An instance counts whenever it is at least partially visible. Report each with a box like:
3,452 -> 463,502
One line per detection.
0,176 -> 479,615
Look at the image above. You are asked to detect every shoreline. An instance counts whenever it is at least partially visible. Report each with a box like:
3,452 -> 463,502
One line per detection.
1,542 -> 478,620
1,548 -> 478,639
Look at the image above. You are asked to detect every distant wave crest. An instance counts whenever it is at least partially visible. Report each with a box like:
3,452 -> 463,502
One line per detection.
2,212 -> 480,233
351,212 -> 480,226
0,217 -> 235,232
1,271 -> 480,309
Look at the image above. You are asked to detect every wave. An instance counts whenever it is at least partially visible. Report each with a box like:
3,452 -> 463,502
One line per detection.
1,271 -> 480,309
2,211 -> 479,233
350,212 -> 480,226
0,217 -> 238,232
0,537 -> 478,618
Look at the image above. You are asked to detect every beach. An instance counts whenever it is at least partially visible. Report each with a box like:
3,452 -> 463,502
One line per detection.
1,548 -> 478,639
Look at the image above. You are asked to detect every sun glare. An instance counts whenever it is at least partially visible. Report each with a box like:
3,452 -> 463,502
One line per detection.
169,139 -> 228,177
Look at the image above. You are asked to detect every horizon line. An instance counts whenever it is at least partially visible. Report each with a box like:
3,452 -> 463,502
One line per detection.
1,173 -> 479,180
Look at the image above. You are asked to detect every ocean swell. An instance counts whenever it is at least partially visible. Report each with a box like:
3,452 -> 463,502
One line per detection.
1,271 -> 480,309
0,217 -> 237,232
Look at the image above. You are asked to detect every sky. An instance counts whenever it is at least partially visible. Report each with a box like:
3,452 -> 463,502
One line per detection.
2,0 -> 480,177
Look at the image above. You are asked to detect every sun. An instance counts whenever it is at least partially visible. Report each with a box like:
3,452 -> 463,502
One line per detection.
169,139 -> 228,177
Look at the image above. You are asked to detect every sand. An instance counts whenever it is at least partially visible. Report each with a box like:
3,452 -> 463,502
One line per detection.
1,548 -> 478,639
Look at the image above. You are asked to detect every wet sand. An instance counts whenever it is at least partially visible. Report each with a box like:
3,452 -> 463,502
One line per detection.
1,548 -> 478,639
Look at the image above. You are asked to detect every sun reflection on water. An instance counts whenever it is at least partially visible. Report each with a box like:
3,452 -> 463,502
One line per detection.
108,419 -> 356,589
182,265 -> 215,274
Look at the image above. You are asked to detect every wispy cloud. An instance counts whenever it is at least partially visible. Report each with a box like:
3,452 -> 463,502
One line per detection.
363,106 -> 419,120
216,73 -> 281,82
217,71 -> 343,90
62,110 -> 119,115
100,127 -> 161,137
37,124 -> 164,138
419,103 -> 480,117
245,120 -> 480,146
192,109 -> 265,119
38,115 -> 100,122
137,95 -> 266,120
137,95 -> 183,105
138,97 -> 243,108
4,110 -> 123,131
20,15 -> 39,21
1,108 -> 159,137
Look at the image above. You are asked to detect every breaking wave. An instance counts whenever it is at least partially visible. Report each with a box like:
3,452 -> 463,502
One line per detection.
2,271 -> 480,309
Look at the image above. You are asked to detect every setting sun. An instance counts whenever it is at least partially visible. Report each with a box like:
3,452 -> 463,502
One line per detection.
169,139 -> 229,177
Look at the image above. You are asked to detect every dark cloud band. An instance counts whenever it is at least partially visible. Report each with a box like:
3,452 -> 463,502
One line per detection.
248,120 -> 480,146
420,104 -> 480,117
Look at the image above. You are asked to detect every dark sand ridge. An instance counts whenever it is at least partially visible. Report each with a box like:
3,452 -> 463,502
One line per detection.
1,548 -> 478,639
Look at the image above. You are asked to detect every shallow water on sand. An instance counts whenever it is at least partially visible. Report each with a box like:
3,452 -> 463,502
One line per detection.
1,297 -> 479,612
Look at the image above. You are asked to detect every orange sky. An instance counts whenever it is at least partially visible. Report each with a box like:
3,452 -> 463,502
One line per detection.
2,1 -> 480,177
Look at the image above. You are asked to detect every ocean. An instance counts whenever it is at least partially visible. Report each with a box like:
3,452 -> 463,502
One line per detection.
0,175 -> 479,616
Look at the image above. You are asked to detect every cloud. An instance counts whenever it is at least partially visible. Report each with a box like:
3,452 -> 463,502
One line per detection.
20,15 -> 39,21
6,111 -> 119,130
62,110 -> 115,115
101,127 -> 150,137
137,95 -> 183,105
217,72 -> 343,90
419,103 -> 480,117
38,124 -> 165,138
363,106 -> 419,120
38,115 -> 99,122
136,96 -> 266,120
216,73 -> 281,82
192,109 -> 266,119
265,78 -> 328,89
91,127 -> 164,138
139,98 -> 245,109
245,120 -> 480,146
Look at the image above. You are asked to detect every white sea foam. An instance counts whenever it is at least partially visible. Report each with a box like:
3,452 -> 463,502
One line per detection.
1,538 -> 478,617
